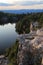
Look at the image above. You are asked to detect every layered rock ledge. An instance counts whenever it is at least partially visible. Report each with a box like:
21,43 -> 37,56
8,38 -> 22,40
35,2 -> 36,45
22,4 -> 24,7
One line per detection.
17,28 -> 43,65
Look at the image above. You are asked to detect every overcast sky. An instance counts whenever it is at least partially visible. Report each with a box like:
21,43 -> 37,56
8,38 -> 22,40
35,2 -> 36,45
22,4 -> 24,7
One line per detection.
0,0 -> 43,10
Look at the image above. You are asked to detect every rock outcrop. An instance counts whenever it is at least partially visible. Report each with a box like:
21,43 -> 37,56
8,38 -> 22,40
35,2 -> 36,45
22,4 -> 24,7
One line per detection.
17,28 -> 43,65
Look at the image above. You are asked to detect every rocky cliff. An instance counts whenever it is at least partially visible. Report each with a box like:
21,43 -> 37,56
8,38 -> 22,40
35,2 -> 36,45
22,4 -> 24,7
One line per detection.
17,28 -> 43,65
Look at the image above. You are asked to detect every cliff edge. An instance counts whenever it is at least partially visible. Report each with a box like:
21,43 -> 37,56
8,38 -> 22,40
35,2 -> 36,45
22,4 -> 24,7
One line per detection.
17,28 -> 43,65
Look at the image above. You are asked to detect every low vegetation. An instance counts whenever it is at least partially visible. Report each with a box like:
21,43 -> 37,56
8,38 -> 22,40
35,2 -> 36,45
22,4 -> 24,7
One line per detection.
5,40 -> 19,65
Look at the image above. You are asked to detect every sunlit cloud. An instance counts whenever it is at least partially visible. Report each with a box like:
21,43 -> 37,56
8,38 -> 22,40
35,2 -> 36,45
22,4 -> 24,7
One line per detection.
0,1 -> 43,6
13,1 -> 43,6
0,0 -> 43,4
0,4 -> 43,10
0,0 -> 43,9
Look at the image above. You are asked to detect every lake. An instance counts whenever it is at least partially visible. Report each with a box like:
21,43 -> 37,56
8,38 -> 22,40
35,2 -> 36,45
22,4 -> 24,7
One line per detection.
0,23 -> 18,53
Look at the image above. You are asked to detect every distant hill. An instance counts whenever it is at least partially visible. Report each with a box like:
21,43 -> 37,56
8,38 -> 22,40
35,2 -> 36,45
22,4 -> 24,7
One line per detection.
0,9 -> 43,14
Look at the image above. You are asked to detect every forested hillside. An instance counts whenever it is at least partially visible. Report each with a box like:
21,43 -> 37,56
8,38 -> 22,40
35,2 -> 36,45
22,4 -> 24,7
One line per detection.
16,13 -> 43,34
0,12 -> 43,26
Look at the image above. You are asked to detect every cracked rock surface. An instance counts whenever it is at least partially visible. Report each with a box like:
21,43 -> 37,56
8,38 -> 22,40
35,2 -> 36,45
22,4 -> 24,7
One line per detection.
17,28 -> 43,65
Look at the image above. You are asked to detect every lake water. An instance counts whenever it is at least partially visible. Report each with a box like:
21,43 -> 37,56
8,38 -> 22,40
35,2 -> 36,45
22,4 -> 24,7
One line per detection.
0,23 -> 18,52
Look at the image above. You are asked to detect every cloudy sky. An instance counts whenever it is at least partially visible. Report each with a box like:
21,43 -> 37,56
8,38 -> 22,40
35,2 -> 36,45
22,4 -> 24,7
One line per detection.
0,0 -> 43,10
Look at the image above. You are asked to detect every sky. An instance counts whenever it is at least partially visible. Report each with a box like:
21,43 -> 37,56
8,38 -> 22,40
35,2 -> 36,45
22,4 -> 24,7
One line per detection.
0,0 -> 43,10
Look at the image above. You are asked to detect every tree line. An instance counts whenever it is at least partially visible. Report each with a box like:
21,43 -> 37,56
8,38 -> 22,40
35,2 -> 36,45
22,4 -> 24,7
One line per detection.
0,11 -> 43,33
